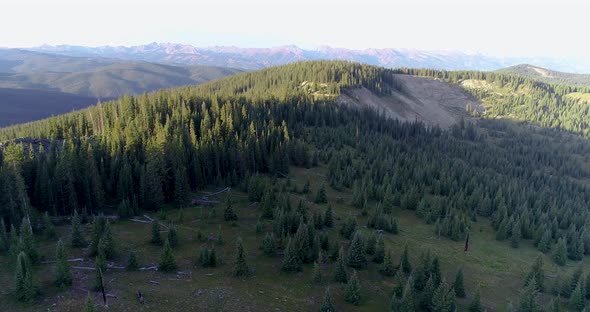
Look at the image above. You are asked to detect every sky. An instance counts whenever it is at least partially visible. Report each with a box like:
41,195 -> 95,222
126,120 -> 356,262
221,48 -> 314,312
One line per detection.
1,0 -> 588,58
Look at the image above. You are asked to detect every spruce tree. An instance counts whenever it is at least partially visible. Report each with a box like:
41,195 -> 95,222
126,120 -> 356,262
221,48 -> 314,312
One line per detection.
315,184 -> 328,204
224,198 -> 238,221
54,239 -> 72,288
518,277 -> 541,312
282,238 -> 303,272
320,287 -> 335,312
400,243 -> 412,273
347,231 -> 367,268
511,222 -> 521,248
380,250 -> 396,276
102,220 -> 115,259
570,280 -> 585,311
158,238 -> 177,272
468,289 -> 483,312
84,293 -> 96,312
15,251 -> 35,302
333,246 -> 348,283
553,238 -> 567,266
126,250 -> 139,271
312,261 -> 323,284
344,270 -> 362,305
233,237 -> 250,277
431,282 -> 455,312
0,218 -> 7,253
365,232 -> 376,255
453,268 -> 466,298
88,215 -> 106,257
421,275 -> 436,310
19,216 -> 38,264
43,211 -> 57,239
324,205 -> 334,228
525,256 -> 544,292
167,224 -> 178,248
373,235 -> 385,263
151,221 -> 162,246
262,232 -> 276,257
71,210 -> 86,247
9,224 -> 19,258
400,276 -> 416,312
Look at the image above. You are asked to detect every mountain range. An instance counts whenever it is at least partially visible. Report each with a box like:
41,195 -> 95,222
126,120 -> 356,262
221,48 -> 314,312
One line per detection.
31,42 -> 590,73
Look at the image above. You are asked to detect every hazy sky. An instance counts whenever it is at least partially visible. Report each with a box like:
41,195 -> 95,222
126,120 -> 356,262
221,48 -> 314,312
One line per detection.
2,0 -> 588,58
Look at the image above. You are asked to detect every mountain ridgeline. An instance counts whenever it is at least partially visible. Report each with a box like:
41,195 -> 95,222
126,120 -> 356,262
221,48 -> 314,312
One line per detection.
1,61 -> 590,310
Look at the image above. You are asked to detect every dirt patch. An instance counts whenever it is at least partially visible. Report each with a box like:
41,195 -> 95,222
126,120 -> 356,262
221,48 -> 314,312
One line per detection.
337,75 -> 482,128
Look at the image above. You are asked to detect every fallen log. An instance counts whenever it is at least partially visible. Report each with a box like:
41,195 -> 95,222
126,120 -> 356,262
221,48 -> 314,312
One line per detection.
73,266 -> 96,271
149,280 -> 160,285
140,266 -> 159,271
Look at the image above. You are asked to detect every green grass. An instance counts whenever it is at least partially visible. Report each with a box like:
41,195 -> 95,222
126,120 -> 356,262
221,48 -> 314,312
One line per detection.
0,165 -> 586,311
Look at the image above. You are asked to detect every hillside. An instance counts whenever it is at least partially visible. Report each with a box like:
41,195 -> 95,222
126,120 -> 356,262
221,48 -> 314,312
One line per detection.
0,88 -> 99,127
1,61 -> 590,311
31,43 -> 590,73
498,64 -> 590,86
0,49 -> 241,126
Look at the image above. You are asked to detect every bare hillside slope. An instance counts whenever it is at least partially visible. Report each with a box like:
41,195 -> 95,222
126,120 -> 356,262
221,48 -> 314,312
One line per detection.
338,74 -> 482,128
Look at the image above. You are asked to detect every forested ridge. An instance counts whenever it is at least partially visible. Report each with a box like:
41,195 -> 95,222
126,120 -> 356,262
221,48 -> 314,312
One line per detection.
2,61 -> 590,310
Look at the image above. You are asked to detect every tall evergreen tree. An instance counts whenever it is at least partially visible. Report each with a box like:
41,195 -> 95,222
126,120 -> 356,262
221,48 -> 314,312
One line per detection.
14,251 -> 35,302
71,210 -> 86,247
126,250 -> 139,271
43,211 -> 57,239
518,277 -> 542,312
333,246 -> 348,283
19,216 -> 38,264
344,270 -> 362,305
320,287 -> 335,312
158,238 -> 177,272
400,243 -> 412,274
224,198 -> 238,221
469,289 -> 483,312
167,224 -> 179,248
570,280 -> 585,312
282,238 -> 302,272
233,237 -> 250,277
324,205 -> 334,228
315,184 -> 328,204
553,238 -> 567,266
525,256 -> 544,292
54,239 -> 72,288
454,268 -> 466,298
373,235 -> 385,264
262,232 -> 276,257
151,221 -> 162,246
347,232 -> 367,268
312,261 -> 323,284
380,250 -> 396,277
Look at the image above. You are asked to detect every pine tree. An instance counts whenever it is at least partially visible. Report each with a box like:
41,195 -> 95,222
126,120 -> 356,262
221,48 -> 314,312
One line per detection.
282,238 -> 303,272
102,220 -> 115,259
344,270 -> 362,305
0,218 -> 7,253
158,238 -> 177,272
9,224 -> 19,258
15,251 -> 35,302
380,250 -> 396,277
71,210 -> 86,247
333,246 -> 348,283
151,221 -> 162,246
126,250 -> 139,271
167,224 -> 179,248
312,261 -> 323,284
88,216 -> 106,257
420,275 -> 436,310
518,277 -> 541,312
320,287 -> 336,312
347,232 -> 367,268
400,276 -> 416,312
54,239 -> 72,288
365,232 -> 376,255
262,232 -> 276,257
400,243 -> 412,273
538,229 -> 552,253
43,211 -> 57,239
224,198 -> 238,221
324,205 -> 334,228
233,237 -> 250,277
570,280 -> 585,311
19,216 -> 38,264
431,282 -> 455,312
469,289 -> 483,312
84,293 -> 96,312
553,238 -> 567,266
525,256 -> 544,292
511,222 -> 521,248
373,235 -> 385,263
454,268 -> 466,298
315,184 -> 328,204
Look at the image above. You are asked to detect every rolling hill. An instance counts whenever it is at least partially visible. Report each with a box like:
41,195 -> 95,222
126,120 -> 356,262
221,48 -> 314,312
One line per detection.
497,64 -> 590,86
0,49 -> 242,126
1,61 -> 590,311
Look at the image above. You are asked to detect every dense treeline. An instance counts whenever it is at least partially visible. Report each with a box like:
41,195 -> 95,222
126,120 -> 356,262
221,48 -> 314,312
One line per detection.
396,68 -> 590,136
1,60 -> 590,274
